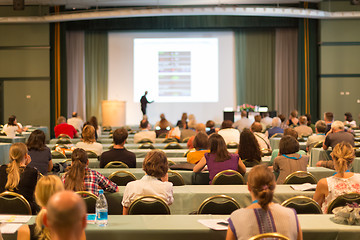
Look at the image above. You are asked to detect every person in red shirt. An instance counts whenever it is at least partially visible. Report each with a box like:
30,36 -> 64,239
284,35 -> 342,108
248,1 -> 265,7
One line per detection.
54,116 -> 79,138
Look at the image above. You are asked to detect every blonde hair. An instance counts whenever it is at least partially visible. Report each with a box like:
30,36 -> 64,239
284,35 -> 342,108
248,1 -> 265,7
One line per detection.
82,125 -> 96,143
5,143 -> 27,191
35,175 -> 64,240
331,142 -> 355,176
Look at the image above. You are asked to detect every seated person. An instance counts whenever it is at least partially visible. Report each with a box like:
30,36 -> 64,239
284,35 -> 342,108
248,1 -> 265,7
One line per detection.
26,130 -> 53,176
176,113 -> 188,129
344,112 -> 357,128
251,122 -> 271,151
324,112 -> 334,134
154,113 -> 171,137
260,112 -> 273,130
226,165 -> 302,240
238,129 -> 262,167
265,117 -> 284,138
75,125 -> 103,156
54,116 -> 79,139
193,134 -> 246,184
133,120 -> 156,143
294,116 -> 313,137
287,110 -> 299,127
67,112 -> 84,134
187,123 -> 206,149
122,150 -> 174,215
188,114 -> 197,130
100,128 -> 136,168
323,121 -> 354,150
314,142 -> 360,213
89,116 -> 101,138
62,148 -> 118,196
187,132 -> 210,164
206,120 -> 216,135
306,120 -> 326,153
273,135 -> 309,184
3,115 -> 26,138
233,110 -> 254,132
218,120 -> 240,145
278,114 -> 289,130
0,143 -> 39,214
17,175 -> 68,240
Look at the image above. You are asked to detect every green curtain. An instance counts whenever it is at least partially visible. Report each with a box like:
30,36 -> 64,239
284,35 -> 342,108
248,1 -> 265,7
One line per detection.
235,29 -> 275,110
85,31 -> 108,122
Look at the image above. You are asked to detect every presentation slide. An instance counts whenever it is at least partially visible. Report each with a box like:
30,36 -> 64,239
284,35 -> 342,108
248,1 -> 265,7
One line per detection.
133,38 -> 218,102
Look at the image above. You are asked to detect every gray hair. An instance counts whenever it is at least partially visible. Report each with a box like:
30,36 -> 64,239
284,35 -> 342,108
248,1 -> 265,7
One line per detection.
332,120 -> 344,131
271,117 -> 281,127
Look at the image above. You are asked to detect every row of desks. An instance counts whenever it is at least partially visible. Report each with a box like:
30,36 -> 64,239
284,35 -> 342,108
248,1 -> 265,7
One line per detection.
4,214 -> 360,240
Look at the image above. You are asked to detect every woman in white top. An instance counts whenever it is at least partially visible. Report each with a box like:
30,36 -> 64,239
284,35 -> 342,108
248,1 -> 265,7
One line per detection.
3,115 -> 24,138
226,165 -> 302,240
122,150 -> 173,215
344,112 -> 357,128
75,125 -> 103,156
314,142 -> 360,213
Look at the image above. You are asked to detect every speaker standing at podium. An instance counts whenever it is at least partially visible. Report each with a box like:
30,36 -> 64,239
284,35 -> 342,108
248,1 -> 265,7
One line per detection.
140,91 -> 153,116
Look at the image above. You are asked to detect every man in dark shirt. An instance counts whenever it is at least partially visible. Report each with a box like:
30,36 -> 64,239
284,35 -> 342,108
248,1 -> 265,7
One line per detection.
140,91 -> 153,116
100,128 -> 136,168
323,120 -> 354,150
324,112 -> 334,134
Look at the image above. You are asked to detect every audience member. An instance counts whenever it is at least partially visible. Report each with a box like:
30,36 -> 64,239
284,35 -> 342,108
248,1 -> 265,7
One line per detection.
273,135 -> 309,184
218,120 -> 240,145
306,120 -> 326,152
323,121 -> 354,150
226,165 -> 302,240
133,120 -> 156,143
233,110 -> 254,132
176,113 -> 188,129
63,148 -> 118,196
187,123 -> 206,149
89,116 -> 101,138
294,116 -> 313,137
122,150 -> 174,215
287,110 -> 299,127
205,120 -> 216,135
265,117 -> 284,138
44,191 -> 87,240
67,112 -> 84,133
75,125 -> 103,156
193,134 -> 246,184
3,115 -> 25,138
254,115 -> 262,123
344,112 -> 357,128
17,175 -> 65,240
314,142 -> 360,213
54,116 -> 78,139
238,129 -> 262,167
251,122 -> 271,151
278,114 -> 288,129
186,132 -> 210,164
100,128 -> 136,168
26,130 -> 52,175
167,126 -> 181,141
260,112 -> 273,130
324,112 -> 334,134
154,113 -> 171,137
305,113 -> 315,132
188,114 -> 197,129
0,143 -> 38,213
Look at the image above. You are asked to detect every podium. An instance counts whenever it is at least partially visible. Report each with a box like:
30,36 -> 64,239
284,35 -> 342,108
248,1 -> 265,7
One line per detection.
102,100 -> 126,127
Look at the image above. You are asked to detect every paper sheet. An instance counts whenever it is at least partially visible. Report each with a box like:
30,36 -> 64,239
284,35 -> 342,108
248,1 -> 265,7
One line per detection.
198,219 -> 228,230
0,215 -> 31,223
0,223 -> 23,234
290,183 -> 317,191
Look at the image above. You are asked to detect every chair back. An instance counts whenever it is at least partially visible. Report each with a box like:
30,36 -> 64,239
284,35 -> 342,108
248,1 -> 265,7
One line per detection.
313,141 -> 323,148
138,143 -> 155,149
242,159 -> 260,167
76,191 -> 98,213
104,161 -> 129,168
167,160 -> 176,166
158,133 -> 167,138
197,195 -> 240,215
0,192 -> 32,215
261,148 -> 272,156
182,137 -> 191,143
56,138 -> 72,144
327,193 -> 360,214
168,170 -> 185,186
138,138 -> 153,144
248,233 -> 290,240
163,138 -> 179,143
58,134 -> 71,139
86,151 -> 98,158
281,196 -> 322,214
283,171 -> 317,184
128,195 -> 170,215
109,170 -> 137,186
164,142 -> 183,149
270,133 -> 283,138
226,142 -> 238,149
51,150 -> 67,159
212,170 -> 245,185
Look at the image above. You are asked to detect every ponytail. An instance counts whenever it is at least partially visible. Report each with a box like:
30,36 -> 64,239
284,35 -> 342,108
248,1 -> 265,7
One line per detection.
64,148 -> 88,191
331,142 -> 355,176
35,209 -> 50,240
5,143 -> 27,191
256,184 -> 275,210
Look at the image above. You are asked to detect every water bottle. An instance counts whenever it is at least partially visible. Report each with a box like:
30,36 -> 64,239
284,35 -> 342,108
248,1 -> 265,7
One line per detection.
96,189 -> 108,227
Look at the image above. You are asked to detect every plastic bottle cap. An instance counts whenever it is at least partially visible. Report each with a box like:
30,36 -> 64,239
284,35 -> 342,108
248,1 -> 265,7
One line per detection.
99,189 -> 104,194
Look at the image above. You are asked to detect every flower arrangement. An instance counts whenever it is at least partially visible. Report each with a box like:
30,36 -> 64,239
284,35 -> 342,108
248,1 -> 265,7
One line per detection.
237,104 -> 255,112
331,203 -> 360,225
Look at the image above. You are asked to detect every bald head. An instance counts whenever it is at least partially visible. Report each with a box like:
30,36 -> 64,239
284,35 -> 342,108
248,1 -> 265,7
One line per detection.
45,191 -> 86,239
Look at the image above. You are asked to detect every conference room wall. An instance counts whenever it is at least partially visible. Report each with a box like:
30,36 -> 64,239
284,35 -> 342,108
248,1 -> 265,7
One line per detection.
0,6 -> 50,128
319,1 -> 360,121
108,31 -> 235,126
